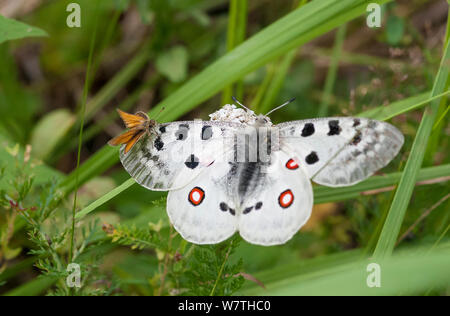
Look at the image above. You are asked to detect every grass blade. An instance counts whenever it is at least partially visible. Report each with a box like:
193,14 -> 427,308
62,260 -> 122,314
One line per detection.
317,23 -> 347,117
221,0 -> 248,104
69,1 -> 99,262
241,243 -> 450,296
359,90 -> 450,121
373,39 -> 450,259
0,15 -> 47,44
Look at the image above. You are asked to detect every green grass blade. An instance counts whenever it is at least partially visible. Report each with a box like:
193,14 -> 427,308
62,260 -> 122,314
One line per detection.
359,90 -> 450,121
0,15 -> 47,44
241,244 -> 450,295
317,23 -> 347,117
2,277 -> 57,296
423,4 -> 450,166
258,49 -> 298,114
75,178 -> 135,219
257,0 -> 307,114
373,39 -> 450,259
314,164 -> 449,204
70,1 -> 99,262
221,0 -> 248,104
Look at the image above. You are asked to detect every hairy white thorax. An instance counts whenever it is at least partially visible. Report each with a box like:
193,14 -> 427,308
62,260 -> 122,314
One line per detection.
209,104 -> 272,126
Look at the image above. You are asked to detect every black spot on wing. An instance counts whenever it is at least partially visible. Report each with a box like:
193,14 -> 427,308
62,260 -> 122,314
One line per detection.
220,202 -> 228,212
353,118 -> 361,127
255,202 -> 263,210
185,154 -> 199,169
328,120 -> 341,136
229,208 -> 236,216
243,206 -> 253,215
175,124 -> 189,141
201,125 -> 213,140
351,131 -> 362,146
159,126 -> 166,133
305,151 -> 319,164
154,137 -> 164,151
301,123 -> 315,137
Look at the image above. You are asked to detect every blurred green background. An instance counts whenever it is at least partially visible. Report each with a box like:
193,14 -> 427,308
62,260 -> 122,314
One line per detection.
0,0 -> 449,296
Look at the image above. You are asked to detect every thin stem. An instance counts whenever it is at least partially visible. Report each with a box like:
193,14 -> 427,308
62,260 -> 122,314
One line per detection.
210,240 -> 233,296
69,2 -> 99,263
396,193 -> 450,246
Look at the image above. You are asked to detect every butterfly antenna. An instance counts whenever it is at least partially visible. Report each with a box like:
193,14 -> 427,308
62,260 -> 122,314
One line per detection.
265,98 -> 296,116
232,96 -> 253,112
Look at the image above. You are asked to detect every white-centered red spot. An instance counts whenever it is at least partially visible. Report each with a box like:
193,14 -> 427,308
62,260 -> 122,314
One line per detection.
278,189 -> 294,208
286,158 -> 299,170
188,187 -> 205,206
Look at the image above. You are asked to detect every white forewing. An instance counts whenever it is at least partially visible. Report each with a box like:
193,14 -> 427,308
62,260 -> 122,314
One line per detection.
238,151 -> 313,246
277,117 -> 404,187
119,120 -> 242,190
166,162 -> 238,244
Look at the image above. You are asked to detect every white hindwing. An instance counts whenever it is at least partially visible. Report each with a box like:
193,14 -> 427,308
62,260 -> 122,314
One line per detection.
119,120 -> 243,190
277,117 -> 404,187
167,151 -> 313,246
166,162 -> 238,244
238,151 -> 313,246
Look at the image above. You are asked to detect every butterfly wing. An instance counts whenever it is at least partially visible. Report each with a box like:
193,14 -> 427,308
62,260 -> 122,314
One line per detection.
120,120 -> 243,190
117,109 -> 148,129
237,150 -> 313,246
277,117 -> 404,187
166,161 -> 238,244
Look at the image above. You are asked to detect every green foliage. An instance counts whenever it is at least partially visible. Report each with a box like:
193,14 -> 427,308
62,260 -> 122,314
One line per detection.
156,46 -> 189,83
104,223 -> 244,296
0,15 -> 47,44
183,236 -> 244,296
106,223 -> 167,251
0,144 -> 110,295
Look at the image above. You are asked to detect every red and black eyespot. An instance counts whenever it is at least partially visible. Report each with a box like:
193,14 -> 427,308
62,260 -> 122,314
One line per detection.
188,187 -> 205,206
285,158 -> 299,170
278,189 -> 294,208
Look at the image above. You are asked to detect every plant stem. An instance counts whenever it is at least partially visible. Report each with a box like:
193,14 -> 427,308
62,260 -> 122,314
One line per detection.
210,240 -> 233,296
69,3 -> 99,263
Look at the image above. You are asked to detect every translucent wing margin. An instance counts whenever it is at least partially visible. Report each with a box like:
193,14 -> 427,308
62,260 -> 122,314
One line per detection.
277,117 -> 404,187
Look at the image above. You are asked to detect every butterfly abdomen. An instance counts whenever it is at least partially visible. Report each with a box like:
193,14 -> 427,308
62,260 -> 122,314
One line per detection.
237,162 -> 266,204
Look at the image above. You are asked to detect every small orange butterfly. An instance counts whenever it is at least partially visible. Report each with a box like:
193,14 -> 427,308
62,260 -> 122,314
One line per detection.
108,109 -> 158,154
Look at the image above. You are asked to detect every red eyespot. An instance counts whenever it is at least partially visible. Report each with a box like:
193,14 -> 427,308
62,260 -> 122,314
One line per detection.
286,158 -> 299,170
278,189 -> 294,208
188,187 -> 205,206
